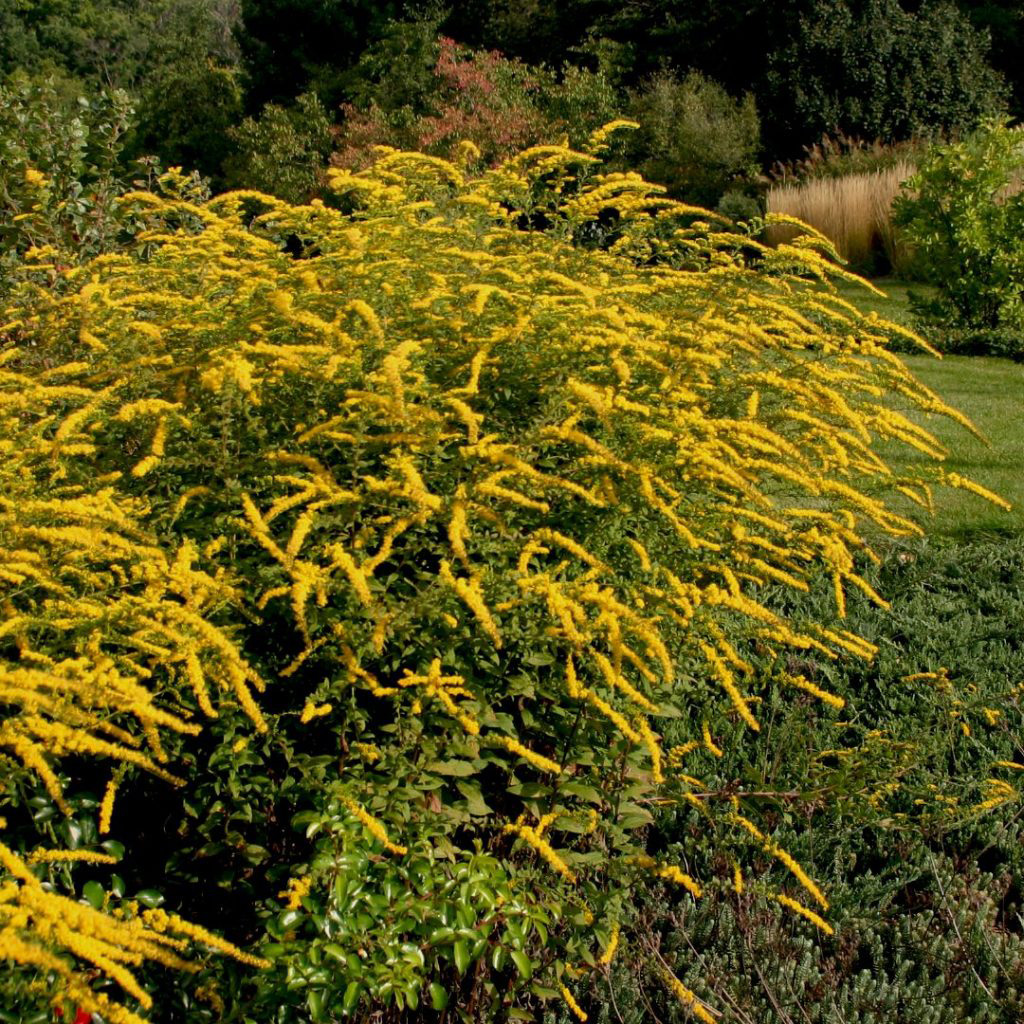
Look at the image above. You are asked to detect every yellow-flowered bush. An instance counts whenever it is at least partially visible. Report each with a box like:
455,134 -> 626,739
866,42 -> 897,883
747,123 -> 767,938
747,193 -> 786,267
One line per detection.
0,130 -> 1004,1021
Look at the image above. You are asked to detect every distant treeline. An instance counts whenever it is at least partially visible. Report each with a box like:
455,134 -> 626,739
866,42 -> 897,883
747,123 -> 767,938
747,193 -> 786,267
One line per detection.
0,0 -> 1019,201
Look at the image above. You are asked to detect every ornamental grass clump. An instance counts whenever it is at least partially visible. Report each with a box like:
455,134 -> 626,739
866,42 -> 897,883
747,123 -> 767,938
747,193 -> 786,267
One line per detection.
0,128 -> 1008,1021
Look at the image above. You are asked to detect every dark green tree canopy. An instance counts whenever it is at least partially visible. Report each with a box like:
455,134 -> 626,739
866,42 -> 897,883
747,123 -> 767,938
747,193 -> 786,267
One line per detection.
235,0 -> 407,110
765,0 -> 1007,154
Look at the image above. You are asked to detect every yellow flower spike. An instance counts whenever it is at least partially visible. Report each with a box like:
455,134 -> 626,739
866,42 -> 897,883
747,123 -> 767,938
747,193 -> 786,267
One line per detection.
502,817 -> 576,882
733,862 -> 744,894
27,849 -> 119,865
340,796 -> 407,856
779,672 -> 845,710
597,924 -> 620,966
732,813 -> 827,909
494,735 -> 563,775
664,971 -> 717,1024
439,559 -> 502,648
775,893 -> 834,936
701,722 -> 723,758
299,701 -> 332,724
98,773 -> 121,835
278,875 -> 312,910
560,985 -> 588,1022
635,715 -> 665,783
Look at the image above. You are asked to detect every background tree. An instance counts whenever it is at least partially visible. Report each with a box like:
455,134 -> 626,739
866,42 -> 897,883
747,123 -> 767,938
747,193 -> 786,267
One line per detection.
234,0 -> 408,110
765,0 -> 1008,156
625,70 -> 761,206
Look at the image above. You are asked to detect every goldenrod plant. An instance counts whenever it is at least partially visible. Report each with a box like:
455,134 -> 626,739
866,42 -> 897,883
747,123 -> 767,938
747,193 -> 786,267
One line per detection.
0,127 -> 1009,1022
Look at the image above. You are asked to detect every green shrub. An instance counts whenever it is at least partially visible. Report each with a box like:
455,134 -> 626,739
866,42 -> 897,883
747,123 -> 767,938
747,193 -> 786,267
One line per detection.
893,119 -> 1024,353
0,135 -> 1004,1023
624,70 -> 761,207
134,60 -> 244,184
0,74 -> 136,299
224,92 -> 334,202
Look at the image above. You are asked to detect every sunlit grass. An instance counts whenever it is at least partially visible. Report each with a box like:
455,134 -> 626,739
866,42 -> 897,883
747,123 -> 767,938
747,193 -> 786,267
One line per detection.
831,278 -> 1024,536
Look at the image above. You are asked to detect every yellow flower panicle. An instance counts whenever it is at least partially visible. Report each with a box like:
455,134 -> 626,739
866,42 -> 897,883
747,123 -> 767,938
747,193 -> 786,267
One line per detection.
299,701 -> 332,724
26,849 -> 118,865
597,924 -> 620,966
560,984 -> 588,1022
664,971 -> 717,1024
633,854 -> 703,899
775,893 -> 835,936
1,132 -> 1000,1019
733,814 -> 827,909
503,816 -> 576,882
341,796 -> 408,855
278,875 -> 313,910
494,735 -> 563,775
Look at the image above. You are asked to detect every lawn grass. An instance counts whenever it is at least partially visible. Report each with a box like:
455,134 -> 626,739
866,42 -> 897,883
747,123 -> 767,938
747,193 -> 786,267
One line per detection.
834,275 -> 934,329
829,276 -> 1024,536
890,353 -> 1024,537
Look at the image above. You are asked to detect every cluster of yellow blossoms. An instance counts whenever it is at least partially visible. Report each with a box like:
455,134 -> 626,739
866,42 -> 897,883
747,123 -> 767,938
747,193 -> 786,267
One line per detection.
1,128 -> 1010,1018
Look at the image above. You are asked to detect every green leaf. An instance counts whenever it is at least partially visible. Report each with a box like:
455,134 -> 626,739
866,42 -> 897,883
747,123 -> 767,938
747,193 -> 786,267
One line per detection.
456,780 -> 492,815
524,651 -> 554,666
307,990 -> 325,1022
82,880 -> 104,910
100,839 -> 125,861
279,908 -> 303,929
453,939 -> 471,974
342,981 -> 361,1014
616,801 -> 654,829
511,950 -> 533,979
430,982 -> 449,1011
134,888 -> 164,909
425,759 -> 478,776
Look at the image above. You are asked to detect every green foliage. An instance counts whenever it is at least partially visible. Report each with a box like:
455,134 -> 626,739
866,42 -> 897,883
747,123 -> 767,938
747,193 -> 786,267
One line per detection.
958,0 -> 1024,119
624,70 -> 761,207
766,0 -> 1008,153
235,0 -> 406,109
133,60 -> 244,185
0,73 -> 135,299
892,119 -> 1024,353
334,33 -> 621,170
0,0 -> 238,91
224,92 -> 334,202
545,533 -> 1024,1023
0,0 -> 241,178
436,0 -> 1012,164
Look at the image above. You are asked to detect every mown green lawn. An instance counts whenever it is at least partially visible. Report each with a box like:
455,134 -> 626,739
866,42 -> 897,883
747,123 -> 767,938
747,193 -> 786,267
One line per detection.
831,276 -> 1024,536
891,353 -> 1024,536
836,275 -> 934,330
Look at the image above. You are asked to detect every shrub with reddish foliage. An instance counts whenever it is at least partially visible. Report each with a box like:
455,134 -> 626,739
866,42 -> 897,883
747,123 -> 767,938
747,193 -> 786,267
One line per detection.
333,36 -> 617,170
